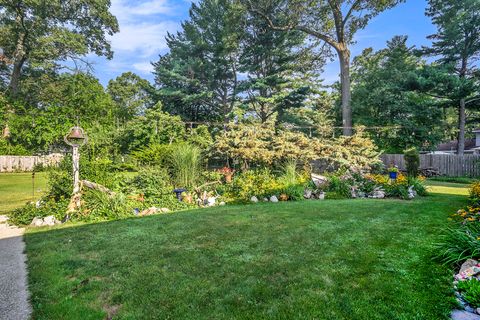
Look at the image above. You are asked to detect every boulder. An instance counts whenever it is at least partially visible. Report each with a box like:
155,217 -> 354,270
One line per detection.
43,215 -> 57,226
270,195 -> 279,203
304,189 -> 313,199
460,259 -> 479,274
207,197 -> 216,207
311,174 -> 328,188
250,196 -> 259,203
371,187 -> 386,199
219,202 -> 226,206
318,192 -> 325,200
30,217 -> 44,227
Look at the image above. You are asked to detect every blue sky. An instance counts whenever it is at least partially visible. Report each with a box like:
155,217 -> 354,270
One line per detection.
90,0 -> 436,86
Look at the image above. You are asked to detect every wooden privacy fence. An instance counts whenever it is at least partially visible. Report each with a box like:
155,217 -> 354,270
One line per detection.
0,154 -> 63,172
381,154 -> 480,177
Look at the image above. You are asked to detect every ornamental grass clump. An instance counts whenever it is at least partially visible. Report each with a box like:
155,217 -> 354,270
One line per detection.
169,143 -> 202,189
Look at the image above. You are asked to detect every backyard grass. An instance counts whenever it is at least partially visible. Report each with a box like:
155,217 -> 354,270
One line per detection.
25,190 -> 467,320
0,172 -> 47,214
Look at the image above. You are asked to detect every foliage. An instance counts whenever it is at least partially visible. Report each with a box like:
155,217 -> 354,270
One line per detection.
351,36 -> 443,152
107,72 -> 154,123
153,0 -> 243,122
404,147 -> 420,178
131,144 -> 173,167
169,143 -> 202,189
457,280 -> 480,308
116,103 -> 186,153
469,182 -> 480,206
9,199 -> 68,226
0,0 -> 118,94
435,222 -> 480,266
74,190 -> 134,222
121,168 -> 193,211
226,169 -> 281,201
0,138 -> 29,155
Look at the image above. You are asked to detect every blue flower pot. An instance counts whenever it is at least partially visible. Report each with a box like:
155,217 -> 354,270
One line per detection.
389,172 -> 398,180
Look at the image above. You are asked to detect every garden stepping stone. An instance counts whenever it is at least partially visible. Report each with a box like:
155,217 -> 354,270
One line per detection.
452,310 -> 480,320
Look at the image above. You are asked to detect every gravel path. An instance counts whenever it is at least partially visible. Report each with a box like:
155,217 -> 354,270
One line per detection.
0,216 -> 31,320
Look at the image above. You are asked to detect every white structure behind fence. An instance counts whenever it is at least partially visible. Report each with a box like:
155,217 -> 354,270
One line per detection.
0,154 -> 63,172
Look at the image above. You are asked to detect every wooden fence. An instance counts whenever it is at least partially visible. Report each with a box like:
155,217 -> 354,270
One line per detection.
0,154 -> 63,172
381,154 -> 480,177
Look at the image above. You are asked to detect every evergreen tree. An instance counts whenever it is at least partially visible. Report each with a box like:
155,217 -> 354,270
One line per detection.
424,0 -> 480,154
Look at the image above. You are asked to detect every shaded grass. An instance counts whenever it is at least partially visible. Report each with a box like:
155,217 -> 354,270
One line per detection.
25,193 -> 466,319
0,172 -> 47,214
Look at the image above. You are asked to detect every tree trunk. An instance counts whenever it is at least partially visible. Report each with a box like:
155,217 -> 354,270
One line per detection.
457,98 -> 466,155
338,47 -> 352,136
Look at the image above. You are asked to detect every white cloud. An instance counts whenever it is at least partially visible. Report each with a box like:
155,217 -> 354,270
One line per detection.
133,62 -> 155,74
110,21 -> 179,57
111,0 -> 174,22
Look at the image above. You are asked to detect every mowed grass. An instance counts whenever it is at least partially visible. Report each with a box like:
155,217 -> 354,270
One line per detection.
25,189 -> 466,320
425,180 -> 470,196
0,172 -> 47,214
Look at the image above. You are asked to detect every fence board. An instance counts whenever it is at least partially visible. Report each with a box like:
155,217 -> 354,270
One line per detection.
380,154 -> 480,177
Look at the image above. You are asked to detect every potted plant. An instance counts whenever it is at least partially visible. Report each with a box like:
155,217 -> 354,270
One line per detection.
219,167 -> 235,183
388,166 -> 399,180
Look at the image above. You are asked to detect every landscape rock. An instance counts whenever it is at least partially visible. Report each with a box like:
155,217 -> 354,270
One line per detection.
219,202 -> 226,206
160,208 -> 170,213
139,207 -> 159,216
207,197 -> 216,207
250,196 -> 259,203
318,192 -> 325,200
460,259 -> 479,274
304,189 -> 313,199
42,215 -> 57,226
357,191 -> 366,198
452,310 -> 480,320
270,195 -> 279,203
371,187 -> 386,199
311,174 -> 328,188
408,186 -> 417,199
30,217 -> 44,227
262,198 -> 269,202
456,264 -> 480,281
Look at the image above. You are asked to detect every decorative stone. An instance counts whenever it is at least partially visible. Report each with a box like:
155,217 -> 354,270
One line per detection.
207,197 -> 216,207
452,310 -> 480,320
460,260 -> 479,274
408,186 -> 417,199
262,198 -> 269,202
139,207 -> 158,216
318,192 -> 325,200
43,215 -> 57,226
219,202 -> 226,206
250,196 -> 259,203
357,191 -> 366,198
476,308 -> 480,315
30,217 -> 44,227
371,187 -> 386,199
160,208 -> 170,213
311,174 -> 328,188
270,195 -> 279,203
304,189 -> 313,199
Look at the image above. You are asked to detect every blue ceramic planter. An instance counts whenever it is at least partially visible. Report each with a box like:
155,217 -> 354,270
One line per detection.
389,171 -> 398,180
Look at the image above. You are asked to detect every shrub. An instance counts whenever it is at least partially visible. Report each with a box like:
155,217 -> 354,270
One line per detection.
434,222 -> 480,266
457,280 -> 480,308
227,169 -> 281,201
169,143 -> 202,189
469,181 -> 480,206
9,199 -> 68,226
404,147 -> 420,178
75,190 -> 134,222
326,175 -> 352,198
121,168 -> 193,211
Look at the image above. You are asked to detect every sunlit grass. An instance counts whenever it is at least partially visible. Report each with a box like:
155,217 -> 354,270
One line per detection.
425,180 -> 469,196
0,172 -> 47,214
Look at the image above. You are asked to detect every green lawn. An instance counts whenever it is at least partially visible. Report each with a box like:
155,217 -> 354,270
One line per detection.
425,180 -> 470,196
0,172 -> 47,214
25,191 -> 466,320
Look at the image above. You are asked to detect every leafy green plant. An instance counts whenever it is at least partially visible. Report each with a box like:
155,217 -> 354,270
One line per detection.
327,175 -> 352,198
457,280 -> 480,308
227,169 -> 281,201
404,147 -> 420,178
169,143 -> 202,189
435,222 -> 480,266
77,190 -> 134,222
9,199 -> 68,226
